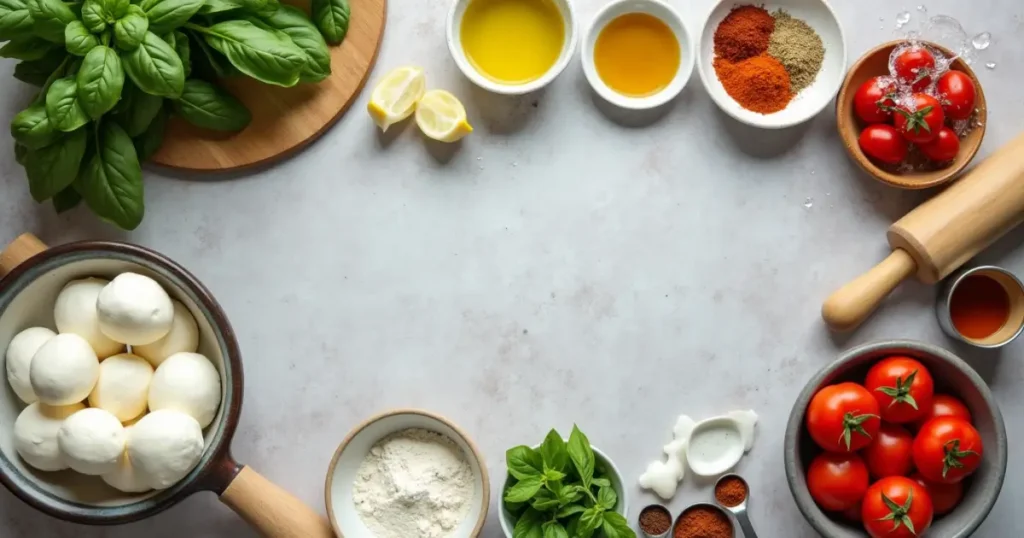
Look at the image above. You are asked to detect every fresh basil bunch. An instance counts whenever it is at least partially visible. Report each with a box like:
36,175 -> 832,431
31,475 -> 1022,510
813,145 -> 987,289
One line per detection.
504,426 -> 636,538
2,0 -> 349,229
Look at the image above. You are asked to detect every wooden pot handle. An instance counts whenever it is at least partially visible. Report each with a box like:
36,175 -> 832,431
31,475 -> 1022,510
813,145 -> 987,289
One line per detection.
0,233 -> 47,279
219,466 -> 334,538
821,249 -> 918,332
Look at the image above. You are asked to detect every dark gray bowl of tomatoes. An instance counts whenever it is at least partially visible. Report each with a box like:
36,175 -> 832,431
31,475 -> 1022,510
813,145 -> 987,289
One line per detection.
836,41 -> 987,190
784,340 -> 1007,538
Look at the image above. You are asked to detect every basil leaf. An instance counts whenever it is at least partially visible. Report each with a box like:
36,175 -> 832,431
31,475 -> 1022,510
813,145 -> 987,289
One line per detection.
173,79 -> 250,131
567,425 -> 595,488
555,504 -> 586,519
0,0 -> 34,40
80,0 -> 107,32
542,521 -> 568,538
13,50 -> 66,86
76,121 -> 144,229
506,445 -> 543,480
101,0 -> 128,18
171,30 -> 190,77
530,488 -> 559,512
25,127 -> 88,201
11,103 -> 60,149
539,429 -> 568,473
64,21 -> 100,56
1,36 -> 56,60
115,82 -> 164,136
596,485 -> 617,511
15,142 -> 29,165
140,0 -> 203,35
45,77 -> 91,132
196,0 -> 240,14
200,20 -> 305,87
256,0 -> 278,17
113,5 -> 148,50
311,0 -> 347,45
52,185 -> 82,213
600,511 -> 635,538
504,475 -> 543,503
27,0 -> 77,42
122,31 -> 185,97
591,477 -> 611,488
77,46 -> 124,119
577,507 -> 604,538
258,5 -> 330,83
512,508 -> 544,538
133,105 -> 167,161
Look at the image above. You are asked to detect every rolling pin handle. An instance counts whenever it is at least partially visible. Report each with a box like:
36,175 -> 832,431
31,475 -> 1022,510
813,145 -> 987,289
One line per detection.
822,249 -> 918,332
0,233 -> 47,279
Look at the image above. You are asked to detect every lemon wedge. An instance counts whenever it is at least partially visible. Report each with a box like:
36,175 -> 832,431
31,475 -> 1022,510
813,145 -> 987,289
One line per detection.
415,90 -> 473,143
367,66 -> 426,131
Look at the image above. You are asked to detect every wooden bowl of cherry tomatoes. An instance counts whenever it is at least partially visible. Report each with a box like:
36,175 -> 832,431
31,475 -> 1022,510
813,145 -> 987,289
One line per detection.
784,340 -> 1007,537
836,40 -> 987,189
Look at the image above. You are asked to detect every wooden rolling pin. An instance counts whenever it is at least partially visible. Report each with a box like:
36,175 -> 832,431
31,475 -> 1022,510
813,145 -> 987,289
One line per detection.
823,132 -> 1024,332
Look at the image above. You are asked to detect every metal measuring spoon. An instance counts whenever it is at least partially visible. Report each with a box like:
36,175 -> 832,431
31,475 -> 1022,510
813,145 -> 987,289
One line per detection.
637,503 -> 673,538
714,474 -> 758,538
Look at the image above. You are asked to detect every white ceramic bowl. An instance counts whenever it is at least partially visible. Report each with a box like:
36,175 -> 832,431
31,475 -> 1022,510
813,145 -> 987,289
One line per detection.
581,0 -> 695,110
324,409 -> 490,538
499,445 -> 628,537
696,0 -> 847,128
447,0 -> 578,95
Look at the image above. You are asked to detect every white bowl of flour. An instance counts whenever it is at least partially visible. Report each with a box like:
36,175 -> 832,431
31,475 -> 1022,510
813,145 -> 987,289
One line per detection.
325,409 -> 490,538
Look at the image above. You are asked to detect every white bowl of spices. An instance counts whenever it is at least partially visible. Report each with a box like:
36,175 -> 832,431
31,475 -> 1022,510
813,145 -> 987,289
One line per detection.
324,409 -> 490,538
696,0 -> 846,128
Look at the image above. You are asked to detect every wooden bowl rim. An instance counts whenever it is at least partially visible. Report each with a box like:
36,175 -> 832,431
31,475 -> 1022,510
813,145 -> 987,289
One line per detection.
836,40 -> 988,190
323,408 -> 491,538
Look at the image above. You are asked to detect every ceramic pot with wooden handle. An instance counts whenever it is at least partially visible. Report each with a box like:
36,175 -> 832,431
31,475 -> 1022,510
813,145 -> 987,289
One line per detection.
823,132 -> 1024,332
0,234 -> 332,538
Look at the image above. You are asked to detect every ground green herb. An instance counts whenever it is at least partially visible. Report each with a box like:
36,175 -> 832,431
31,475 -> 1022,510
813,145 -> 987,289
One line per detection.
767,10 -> 824,93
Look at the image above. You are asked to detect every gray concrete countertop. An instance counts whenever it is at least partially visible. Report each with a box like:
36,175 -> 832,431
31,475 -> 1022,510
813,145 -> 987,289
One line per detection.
1,0 -> 1022,536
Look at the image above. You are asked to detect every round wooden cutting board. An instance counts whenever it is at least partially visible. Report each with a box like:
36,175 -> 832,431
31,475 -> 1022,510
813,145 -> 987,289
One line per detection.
152,0 -> 386,171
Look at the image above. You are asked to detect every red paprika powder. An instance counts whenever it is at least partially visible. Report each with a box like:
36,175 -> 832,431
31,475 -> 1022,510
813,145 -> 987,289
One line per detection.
672,505 -> 733,538
713,5 -> 775,61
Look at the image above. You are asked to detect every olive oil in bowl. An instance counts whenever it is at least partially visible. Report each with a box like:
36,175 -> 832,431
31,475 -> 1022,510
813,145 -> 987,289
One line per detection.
458,0 -> 567,87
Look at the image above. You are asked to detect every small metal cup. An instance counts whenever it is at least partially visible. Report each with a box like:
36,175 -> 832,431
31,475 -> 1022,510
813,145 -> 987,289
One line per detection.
937,265 -> 1024,349
638,503 -> 673,538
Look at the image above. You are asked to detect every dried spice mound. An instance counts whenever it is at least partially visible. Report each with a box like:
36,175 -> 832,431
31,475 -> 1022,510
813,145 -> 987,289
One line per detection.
714,476 -> 749,507
640,505 -> 672,535
768,10 -> 825,93
672,506 -> 733,538
714,54 -> 794,114
713,5 -> 776,62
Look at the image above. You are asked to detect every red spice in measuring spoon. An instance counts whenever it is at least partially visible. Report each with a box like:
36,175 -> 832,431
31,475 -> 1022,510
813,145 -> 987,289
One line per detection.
949,275 -> 1010,339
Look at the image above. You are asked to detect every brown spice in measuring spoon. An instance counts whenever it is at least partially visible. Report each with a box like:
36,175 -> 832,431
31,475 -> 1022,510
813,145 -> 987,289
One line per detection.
639,505 -> 672,535
672,505 -> 733,538
715,476 -> 749,507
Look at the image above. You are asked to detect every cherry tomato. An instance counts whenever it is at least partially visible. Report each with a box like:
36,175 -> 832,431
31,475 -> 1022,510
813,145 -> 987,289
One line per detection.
913,394 -> 973,431
913,417 -> 983,483
864,356 -> 935,423
911,473 -> 964,516
854,76 -> 897,124
937,70 -> 977,120
862,476 -> 934,538
894,93 -> 945,144
807,382 -> 881,452
917,127 -> 961,162
807,452 -> 870,511
859,125 -> 908,165
892,46 -> 937,91
863,424 -> 915,479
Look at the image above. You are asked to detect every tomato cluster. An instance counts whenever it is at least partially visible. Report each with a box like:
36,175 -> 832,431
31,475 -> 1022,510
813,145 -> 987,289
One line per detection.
804,356 -> 984,537
853,44 -> 978,169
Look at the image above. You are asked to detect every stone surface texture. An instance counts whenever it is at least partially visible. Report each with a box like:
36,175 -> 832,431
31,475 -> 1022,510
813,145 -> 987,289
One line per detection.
1,0 -> 1022,536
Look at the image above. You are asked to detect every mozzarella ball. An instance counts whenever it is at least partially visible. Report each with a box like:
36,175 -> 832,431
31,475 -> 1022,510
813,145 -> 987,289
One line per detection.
30,333 -> 99,406
97,273 -> 174,346
148,352 -> 221,428
128,410 -> 204,489
102,432 -> 152,493
6,327 -> 56,404
57,408 -> 126,475
88,354 -> 153,422
53,278 -> 124,358
133,301 -> 199,367
13,402 -> 85,471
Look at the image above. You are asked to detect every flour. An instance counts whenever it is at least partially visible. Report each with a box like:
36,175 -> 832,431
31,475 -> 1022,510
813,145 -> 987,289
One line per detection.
353,428 -> 475,538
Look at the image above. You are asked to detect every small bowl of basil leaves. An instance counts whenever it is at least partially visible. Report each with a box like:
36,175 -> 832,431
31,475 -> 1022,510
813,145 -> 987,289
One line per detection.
500,425 -> 633,538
